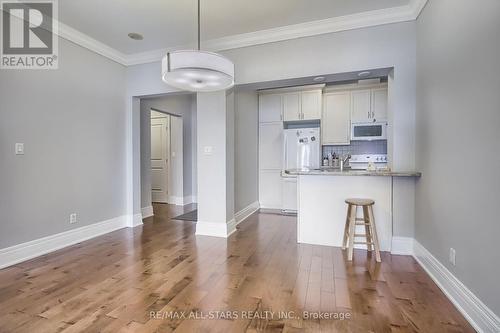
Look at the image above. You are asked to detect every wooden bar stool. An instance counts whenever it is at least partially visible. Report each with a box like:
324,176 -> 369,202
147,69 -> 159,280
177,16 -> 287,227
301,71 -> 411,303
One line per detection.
342,198 -> 381,262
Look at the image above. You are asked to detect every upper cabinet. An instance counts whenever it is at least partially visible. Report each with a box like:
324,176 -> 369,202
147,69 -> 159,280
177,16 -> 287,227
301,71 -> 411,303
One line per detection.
322,92 -> 351,145
283,93 -> 301,121
259,86 -> 323,123
283,89 -> 322,121
301,90 -> 322,120
351,87 -> 388,123
259,93 -> 282,123
351,89 -> 372,123
371,88 -> 388,121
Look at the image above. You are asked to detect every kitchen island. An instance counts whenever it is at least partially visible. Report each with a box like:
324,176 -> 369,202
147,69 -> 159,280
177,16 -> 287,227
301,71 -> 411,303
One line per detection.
285,169 -> 421,252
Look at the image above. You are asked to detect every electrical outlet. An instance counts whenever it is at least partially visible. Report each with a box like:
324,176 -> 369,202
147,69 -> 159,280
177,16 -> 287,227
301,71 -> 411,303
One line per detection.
449,248 -> 456,266
70,213 -> 77,224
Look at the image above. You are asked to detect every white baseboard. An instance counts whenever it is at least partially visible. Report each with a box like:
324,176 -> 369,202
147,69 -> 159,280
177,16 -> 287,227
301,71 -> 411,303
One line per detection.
0,215 -> 128,269
193,202 -> 258,239
127,213 -> 143,227
391,236 -> 414,255
234,201 -> 260,226
182,195 -> 197,205
413,241 -> 500,333
195,219 -> 236,238
168,196 -> 184,206
141,206 -> 154,219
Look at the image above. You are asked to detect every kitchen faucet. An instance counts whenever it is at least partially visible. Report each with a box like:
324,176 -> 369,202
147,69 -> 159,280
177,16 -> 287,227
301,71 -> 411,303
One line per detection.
340,154 -> 351,171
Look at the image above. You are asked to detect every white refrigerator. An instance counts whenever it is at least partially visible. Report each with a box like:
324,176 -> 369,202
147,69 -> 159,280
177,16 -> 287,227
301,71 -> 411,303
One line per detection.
282,127 -> 320,212
284,127 -> 321,170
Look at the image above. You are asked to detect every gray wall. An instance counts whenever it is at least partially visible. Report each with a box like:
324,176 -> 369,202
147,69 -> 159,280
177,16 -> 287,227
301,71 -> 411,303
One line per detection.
415,0 -> 500,315
0,38 -> 126,248
234,90 -> 259,212
139,94 -> 196,208
197,92 -> 233,224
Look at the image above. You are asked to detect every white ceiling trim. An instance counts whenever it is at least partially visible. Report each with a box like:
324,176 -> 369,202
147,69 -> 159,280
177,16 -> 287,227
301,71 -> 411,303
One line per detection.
58,21 -> 128,65
126,0 -> 428,66
10,0 -> 428,66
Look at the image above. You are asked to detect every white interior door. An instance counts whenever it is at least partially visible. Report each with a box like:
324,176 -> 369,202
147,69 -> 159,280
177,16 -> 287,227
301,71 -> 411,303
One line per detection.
151,112 -> 170,203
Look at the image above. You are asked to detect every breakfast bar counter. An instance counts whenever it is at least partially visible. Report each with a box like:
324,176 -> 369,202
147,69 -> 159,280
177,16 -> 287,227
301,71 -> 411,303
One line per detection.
285,168 -> 421,177
288,169 -> 421,252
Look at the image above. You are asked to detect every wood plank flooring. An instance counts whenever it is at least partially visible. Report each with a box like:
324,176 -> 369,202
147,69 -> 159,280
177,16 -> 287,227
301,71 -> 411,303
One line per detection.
0,204 -> 475,332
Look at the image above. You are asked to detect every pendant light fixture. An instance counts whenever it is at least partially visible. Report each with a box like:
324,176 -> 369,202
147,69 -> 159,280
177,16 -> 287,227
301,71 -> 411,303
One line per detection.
161,0 -> 235,92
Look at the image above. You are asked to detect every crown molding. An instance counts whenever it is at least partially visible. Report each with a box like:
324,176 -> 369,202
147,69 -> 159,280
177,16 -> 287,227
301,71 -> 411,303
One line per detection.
3,0 -> 428,67
58,21 -> 128,65
125,0 -> 428,66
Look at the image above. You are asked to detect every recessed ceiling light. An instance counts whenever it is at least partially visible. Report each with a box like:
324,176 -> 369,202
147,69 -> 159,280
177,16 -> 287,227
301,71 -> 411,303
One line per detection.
128,33 -> 144,41
358,71 -> 371,78
313,76 -> 326,82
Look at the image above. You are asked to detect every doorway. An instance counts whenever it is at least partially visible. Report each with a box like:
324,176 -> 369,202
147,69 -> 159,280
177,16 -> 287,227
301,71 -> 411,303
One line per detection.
150,110 -> 170,203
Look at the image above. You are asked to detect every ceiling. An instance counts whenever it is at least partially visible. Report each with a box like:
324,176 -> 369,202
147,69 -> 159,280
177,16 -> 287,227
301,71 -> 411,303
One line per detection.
58,0 -> 411,55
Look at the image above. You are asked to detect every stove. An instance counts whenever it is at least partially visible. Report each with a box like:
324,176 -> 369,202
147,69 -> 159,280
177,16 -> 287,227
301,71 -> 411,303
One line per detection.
349,154 -> 388,170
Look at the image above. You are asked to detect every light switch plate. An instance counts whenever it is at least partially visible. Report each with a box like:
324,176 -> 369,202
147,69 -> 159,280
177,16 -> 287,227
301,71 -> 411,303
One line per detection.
15,143 -> 24,155
203,146 -> 213,155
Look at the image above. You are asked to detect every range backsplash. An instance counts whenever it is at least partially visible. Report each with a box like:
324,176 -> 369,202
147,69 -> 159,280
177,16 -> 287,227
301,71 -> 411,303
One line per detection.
322,140 -> 387,157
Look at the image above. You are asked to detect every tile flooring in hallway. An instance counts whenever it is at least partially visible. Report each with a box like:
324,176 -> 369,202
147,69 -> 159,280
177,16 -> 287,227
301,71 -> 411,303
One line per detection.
0,204 -> 474,332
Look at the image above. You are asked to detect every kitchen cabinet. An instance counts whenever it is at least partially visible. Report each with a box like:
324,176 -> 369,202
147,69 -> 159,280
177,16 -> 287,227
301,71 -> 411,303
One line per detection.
282,176 -> 297,212
371,88 -> 388,121
283,93 -> 301,121
259,123 -> 283,170
322,92 -> 351,145
351,87 -> 388,123
259,93 -> 282,123
283,90 -> 322,121
259,170 -> 283,209
301,90 -> 322,120
351,89 -> 372,123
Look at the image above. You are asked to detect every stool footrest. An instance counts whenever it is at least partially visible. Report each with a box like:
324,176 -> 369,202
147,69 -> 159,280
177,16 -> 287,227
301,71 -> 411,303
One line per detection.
355,218 -> 366,222
355,223 -> 370,226
354,241 -> 373,245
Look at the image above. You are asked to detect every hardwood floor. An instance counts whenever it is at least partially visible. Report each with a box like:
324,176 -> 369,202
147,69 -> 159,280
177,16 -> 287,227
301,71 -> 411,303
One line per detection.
0,204 -> 475,332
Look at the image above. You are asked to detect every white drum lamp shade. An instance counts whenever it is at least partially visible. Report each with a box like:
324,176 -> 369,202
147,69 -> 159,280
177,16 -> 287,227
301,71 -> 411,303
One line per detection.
162,50 -> 234,92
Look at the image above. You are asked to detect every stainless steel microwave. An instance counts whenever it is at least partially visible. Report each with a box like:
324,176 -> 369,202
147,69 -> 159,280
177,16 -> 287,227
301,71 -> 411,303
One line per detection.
351,121 -> 387,141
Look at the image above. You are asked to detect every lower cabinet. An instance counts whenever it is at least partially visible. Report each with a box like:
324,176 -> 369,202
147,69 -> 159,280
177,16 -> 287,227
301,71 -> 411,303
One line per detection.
282,176 -> 297,212
259,170 -> 283,209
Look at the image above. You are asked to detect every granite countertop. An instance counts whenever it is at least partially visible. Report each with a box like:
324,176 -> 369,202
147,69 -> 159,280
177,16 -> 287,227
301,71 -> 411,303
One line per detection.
284,168 -> 422,177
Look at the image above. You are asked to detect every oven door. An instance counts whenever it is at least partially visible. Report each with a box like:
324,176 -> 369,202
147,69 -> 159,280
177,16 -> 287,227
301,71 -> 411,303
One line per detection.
351,122 -> 387,141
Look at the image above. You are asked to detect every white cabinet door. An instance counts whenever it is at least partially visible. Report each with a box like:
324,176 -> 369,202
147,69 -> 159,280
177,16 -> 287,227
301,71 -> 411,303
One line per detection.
322,92 -> 351,145
301,90 -> 322,120
351,89 -> 371,123
371,88 -> 388,121
283,93 -> 301,121
259,170 -> 283,209
259,94 -> 282,123
259,123 -> 283,170
282,177 -> 297,212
